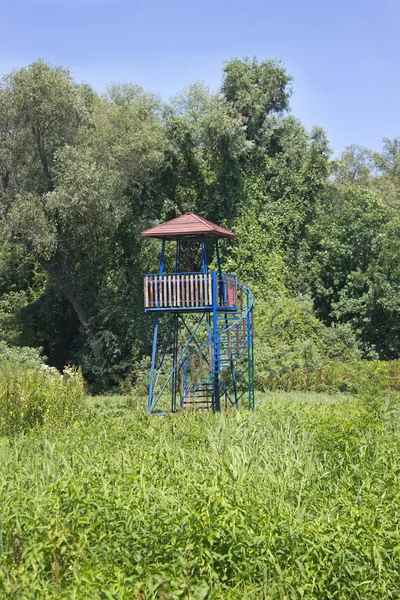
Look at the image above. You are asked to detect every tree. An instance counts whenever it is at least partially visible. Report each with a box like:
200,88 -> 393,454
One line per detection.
374,138 -> 400,214
0,62 -> 167,379
161,83 -> 251,221
333,218 -> 400,358
305,186 -> 389,331
332,144 -> 376,187
222,57 -> 292,143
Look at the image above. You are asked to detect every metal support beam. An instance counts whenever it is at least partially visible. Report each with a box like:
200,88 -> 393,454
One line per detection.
201,236 -> 207,273
147,238 -> 166,413
212,270 -> 220,412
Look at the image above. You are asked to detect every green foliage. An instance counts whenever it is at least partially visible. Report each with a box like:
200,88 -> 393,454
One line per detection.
255,357 -> 400,396
333,218 -> 400,358
305,187 -> 389,325
254,295 -> 360,383
0,364 -> 86,435
0,394 -> 399,597
0,341 -> 43,369
1,56 -> 400,387
222,57 -> 292,142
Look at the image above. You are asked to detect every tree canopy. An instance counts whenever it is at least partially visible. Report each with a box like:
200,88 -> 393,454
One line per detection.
1,58 -> 399,387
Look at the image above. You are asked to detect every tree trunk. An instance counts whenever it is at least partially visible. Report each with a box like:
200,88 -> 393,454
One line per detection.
35,254 -> 102,360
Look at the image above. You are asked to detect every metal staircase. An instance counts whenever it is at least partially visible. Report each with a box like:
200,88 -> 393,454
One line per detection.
180,278 -> 254,411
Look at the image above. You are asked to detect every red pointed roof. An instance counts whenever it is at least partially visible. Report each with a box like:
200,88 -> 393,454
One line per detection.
141,212 -> 237,239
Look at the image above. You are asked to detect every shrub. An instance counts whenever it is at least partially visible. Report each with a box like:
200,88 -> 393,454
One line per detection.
254,295 -> 360,380
0,341 -> 44,369
255,358 -> 400,395
0,364 -> 86,435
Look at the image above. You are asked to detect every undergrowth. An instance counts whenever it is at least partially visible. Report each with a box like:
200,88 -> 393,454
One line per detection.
0,391 -> 399,598
0,364 -> 86,435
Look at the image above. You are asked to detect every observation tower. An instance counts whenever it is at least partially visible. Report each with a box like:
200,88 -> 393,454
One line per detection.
142,212 -> 254,414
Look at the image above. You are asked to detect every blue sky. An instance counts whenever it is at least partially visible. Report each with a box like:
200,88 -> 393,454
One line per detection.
2,0 -> 399,154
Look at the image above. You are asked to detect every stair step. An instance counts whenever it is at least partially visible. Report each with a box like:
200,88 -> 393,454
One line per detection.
183,400 -> 212,405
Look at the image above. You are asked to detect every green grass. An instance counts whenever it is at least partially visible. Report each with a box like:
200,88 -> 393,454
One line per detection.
0,391 -> 399,598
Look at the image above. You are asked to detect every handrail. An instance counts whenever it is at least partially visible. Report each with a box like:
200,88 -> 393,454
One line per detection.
144,271 -> 239,310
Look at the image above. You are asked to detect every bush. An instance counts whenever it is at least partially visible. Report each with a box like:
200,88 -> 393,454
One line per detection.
254,295 -> 361,380
255,358 -> 400,395
0,341 -> 44,369
0,364 -> 86,435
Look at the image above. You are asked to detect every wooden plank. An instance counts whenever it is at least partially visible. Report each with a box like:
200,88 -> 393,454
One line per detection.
185,275 -> 189,307
176,274 -> 180,307
144,276 -> 149,308
199,274 -> 204,306
163,275 -> 167,308
208,273 -> 212,307
190,274 -> 194,307
156,276 -> 160,308
194,274 -> 199,307
167,275 -> 171,308
171,275 -> 176,307
198,274 -> 201,306
150,277 -> 156,308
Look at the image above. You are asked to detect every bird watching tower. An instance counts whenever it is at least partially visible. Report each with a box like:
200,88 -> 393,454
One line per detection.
142,212 -> 254,414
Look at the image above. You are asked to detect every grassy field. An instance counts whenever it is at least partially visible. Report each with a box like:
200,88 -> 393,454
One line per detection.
0,391 -> 399,598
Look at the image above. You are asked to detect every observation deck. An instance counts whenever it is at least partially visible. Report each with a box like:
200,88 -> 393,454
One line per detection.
141,211 -> 254,414
144,272 -> 241,313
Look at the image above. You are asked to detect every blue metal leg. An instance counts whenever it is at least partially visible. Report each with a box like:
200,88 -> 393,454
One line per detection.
147,313 -> 159,413
212,271 -> 220,412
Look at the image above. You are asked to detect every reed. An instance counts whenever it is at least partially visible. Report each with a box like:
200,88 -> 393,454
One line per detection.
0,391 -> 399,598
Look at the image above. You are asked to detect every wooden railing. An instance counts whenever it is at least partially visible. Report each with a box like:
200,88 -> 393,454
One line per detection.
144,272 -> 238,310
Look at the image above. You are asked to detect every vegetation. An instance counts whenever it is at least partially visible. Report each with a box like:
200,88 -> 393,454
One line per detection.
1,57 -> 399,388
1,53 -> 399,598
0,391 -> 399,598
0,363 -> 86,435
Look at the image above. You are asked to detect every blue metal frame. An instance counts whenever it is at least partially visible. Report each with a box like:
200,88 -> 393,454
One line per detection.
147,238 -> 166,413
145,236 -> 254,414
148,313 -> 205,413
201,236 -> 207,274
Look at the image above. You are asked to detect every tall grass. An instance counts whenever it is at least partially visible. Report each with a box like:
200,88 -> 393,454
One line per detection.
255,359 -> 400,395
0,364 -> 86,435
0,392 -> 399,598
